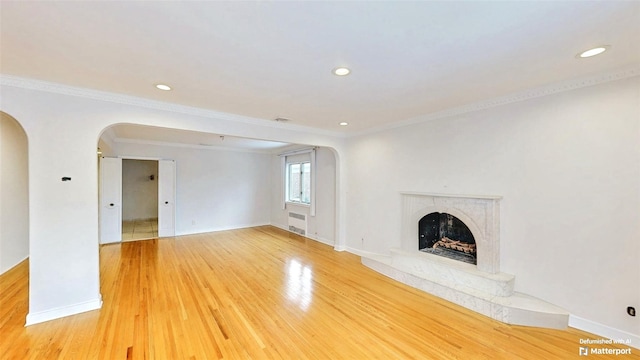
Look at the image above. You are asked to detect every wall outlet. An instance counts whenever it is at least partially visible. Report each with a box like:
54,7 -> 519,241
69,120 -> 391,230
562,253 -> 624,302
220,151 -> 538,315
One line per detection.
627,306 -> 636,317
191,220 -> 196,225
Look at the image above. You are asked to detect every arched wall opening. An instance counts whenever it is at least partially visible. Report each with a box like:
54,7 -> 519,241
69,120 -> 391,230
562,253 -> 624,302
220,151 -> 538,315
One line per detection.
1,84 -> 346,326
0,111 -> 30,274
97,123 -> 341,248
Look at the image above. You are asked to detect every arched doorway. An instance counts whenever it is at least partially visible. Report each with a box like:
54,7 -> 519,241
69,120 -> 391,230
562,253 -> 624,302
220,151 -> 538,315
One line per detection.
0,111 -> 29,274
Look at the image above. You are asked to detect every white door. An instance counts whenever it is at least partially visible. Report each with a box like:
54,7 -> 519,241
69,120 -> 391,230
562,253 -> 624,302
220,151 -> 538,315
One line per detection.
158,159 -> 176,237
99,157 -> 122,244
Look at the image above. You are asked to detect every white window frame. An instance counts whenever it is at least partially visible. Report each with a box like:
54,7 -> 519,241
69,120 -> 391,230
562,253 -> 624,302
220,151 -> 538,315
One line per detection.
280,147 -> 316,216
286,161 -> 311,205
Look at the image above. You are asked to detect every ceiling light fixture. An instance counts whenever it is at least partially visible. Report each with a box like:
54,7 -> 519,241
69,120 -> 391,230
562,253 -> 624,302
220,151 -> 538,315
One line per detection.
333,67 -> 351,76
339,122 -> 349,126
577,46 -> 610,58
155,84 -> 172,91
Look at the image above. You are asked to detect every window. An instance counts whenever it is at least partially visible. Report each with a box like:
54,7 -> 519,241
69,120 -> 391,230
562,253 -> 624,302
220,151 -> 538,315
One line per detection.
286,161 -> 311,204
281,148 -> 315,215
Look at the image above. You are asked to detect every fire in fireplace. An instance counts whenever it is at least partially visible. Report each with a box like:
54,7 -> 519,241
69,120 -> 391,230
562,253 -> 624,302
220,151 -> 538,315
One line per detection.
418,212 -> 476,265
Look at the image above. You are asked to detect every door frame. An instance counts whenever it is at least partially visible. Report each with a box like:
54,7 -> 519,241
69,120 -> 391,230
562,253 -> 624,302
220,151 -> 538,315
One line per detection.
99,155 -> 176,243
157,159 -> 176,238
99,157 -> 122,244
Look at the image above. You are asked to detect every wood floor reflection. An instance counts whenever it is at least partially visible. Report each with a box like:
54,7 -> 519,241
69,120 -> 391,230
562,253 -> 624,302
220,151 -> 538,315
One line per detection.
1,226 -> 637,359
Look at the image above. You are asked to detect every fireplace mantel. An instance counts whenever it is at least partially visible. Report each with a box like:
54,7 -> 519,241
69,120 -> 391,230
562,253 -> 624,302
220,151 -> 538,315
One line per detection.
400,191 -> 502,200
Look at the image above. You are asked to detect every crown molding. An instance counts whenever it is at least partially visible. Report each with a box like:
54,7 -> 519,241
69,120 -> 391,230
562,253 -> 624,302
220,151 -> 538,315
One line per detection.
352,64 -> 640,137
0,75 -> 346,138
2,65 -> 638,140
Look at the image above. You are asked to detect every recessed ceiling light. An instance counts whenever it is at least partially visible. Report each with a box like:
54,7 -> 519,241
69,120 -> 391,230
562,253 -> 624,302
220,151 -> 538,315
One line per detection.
577,46 -> 610,58
333,67 -> 351,76
339,122 -> 349,126
155,84 -> 172,91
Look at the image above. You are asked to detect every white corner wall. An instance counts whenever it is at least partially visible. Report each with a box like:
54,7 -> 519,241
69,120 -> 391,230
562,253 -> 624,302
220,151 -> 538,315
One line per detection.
113,142 -> 272,235
0,112 -> 29,274
345,76 -> 640,339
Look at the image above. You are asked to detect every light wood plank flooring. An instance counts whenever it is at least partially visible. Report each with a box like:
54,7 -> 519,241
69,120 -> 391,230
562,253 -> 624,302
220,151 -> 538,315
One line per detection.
1,226 -> 637,359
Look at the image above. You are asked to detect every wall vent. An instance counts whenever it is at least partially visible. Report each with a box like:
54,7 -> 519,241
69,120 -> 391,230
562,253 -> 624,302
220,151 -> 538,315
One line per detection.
288,212 -> 307,236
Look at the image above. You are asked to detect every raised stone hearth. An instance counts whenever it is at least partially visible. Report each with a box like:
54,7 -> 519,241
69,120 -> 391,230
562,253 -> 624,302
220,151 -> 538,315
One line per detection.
361,192 -> 569,329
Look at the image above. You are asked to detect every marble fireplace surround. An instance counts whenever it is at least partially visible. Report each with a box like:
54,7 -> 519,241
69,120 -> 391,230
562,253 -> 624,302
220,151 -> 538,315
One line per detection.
401,192 -> 500,273
361,192 -> 569,329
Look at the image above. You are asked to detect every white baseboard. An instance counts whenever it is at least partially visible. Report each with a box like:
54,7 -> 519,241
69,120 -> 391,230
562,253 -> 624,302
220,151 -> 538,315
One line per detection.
25,296 -> 103,326
0,255 -> 29,276
305,233 -> 334,247
270,223 -> 337,248
569,315 -> 639,350
271,223 -> 289,232
175,222 -> 271,237
344,246 -> 386,259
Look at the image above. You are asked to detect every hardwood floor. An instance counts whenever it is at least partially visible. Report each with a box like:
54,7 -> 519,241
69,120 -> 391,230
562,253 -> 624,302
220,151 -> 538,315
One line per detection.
1,226 -> 637,359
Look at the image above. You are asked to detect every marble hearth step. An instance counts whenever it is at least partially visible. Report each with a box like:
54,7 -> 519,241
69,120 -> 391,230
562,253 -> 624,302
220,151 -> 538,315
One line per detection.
362,250 -> 570,330
390,248 -> 515,297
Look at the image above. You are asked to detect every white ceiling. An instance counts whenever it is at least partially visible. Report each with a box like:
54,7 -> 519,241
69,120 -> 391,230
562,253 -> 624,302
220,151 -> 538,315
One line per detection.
1,1 -> 639,136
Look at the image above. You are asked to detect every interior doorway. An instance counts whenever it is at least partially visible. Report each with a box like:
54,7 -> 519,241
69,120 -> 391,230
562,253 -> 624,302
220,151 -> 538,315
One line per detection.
99,156 -> 175,244
122,159 -> 158,241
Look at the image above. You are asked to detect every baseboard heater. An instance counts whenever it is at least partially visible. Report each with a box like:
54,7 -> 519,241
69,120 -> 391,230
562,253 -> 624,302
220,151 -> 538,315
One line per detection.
288,212 -> 307,236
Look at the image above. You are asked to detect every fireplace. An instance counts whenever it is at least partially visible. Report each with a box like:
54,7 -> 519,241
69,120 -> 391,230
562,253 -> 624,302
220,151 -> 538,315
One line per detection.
360,192 -> 570,329
399,192 -> 500,273
419,212 -> 476,265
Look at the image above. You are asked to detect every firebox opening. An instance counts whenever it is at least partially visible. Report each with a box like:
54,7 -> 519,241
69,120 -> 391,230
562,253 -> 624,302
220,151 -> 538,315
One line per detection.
418,212 -> 476,265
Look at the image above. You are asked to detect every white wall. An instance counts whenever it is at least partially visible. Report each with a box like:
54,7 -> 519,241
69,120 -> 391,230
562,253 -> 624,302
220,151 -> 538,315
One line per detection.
114,142 -> 273,235
0,112 -> 29,274
270,147 -> 337,245
122,159 -> 158,221
345,76 -> 640,337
